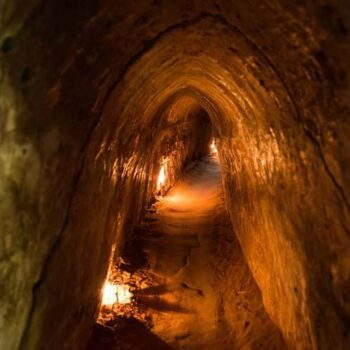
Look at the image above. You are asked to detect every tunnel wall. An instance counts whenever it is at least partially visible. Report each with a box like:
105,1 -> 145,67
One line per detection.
1,1 -> 350,349
23,99 -> 210,349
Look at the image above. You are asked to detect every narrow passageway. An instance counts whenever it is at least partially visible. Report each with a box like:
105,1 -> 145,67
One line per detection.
3,3 -> 350,349
140,155 -> 227,349
89,156 -> 285,350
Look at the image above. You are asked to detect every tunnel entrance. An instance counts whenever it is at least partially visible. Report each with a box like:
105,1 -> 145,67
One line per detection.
88,132 -> 286,349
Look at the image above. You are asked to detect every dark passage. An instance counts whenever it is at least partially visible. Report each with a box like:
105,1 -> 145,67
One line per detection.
1,2 -> 350,350
89,156 -> 285,349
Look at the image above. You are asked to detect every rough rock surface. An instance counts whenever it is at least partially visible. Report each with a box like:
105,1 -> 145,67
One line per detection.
89,156 -> 286,349
0,1 -> 350,349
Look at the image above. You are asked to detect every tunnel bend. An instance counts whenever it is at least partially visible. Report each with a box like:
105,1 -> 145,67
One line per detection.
1,2 -> 350,350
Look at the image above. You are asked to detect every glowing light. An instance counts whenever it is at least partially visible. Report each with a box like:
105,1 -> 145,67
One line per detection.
102,281 -> 132,306
157,158 -> 167,191
102,282 -> 117,305
210,139 -> 218,154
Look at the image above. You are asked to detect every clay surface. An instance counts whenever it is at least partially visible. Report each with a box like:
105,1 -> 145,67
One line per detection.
0,1 -> 350,349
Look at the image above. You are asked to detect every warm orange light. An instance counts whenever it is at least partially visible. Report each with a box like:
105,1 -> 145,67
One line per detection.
157,158 -> 167,191
102,281 -> 117,305
210,139 -> 218,154
102,281 -> 132,306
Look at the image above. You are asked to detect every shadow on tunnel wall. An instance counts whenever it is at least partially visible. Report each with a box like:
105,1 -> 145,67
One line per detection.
88,317 -> 173,350
1,1 -> 350,349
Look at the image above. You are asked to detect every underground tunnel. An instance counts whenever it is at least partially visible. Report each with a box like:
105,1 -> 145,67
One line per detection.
1,1 -> 350,349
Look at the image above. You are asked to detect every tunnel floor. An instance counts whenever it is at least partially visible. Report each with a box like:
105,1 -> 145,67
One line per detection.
88,156 -> 286,350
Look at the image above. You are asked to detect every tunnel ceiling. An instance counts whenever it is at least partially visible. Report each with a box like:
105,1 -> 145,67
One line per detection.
1,1 -> 350,350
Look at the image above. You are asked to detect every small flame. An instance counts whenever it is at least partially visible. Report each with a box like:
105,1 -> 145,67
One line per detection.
210,139 -> 218,154
102,281 -> 132,306
157,158 -> 167,191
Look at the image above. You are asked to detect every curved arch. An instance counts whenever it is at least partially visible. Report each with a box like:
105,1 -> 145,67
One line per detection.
1,3 -> 350,350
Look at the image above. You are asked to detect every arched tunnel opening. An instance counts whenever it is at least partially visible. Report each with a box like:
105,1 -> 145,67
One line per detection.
88,103 -> 284,349
1,1 -> 350,350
